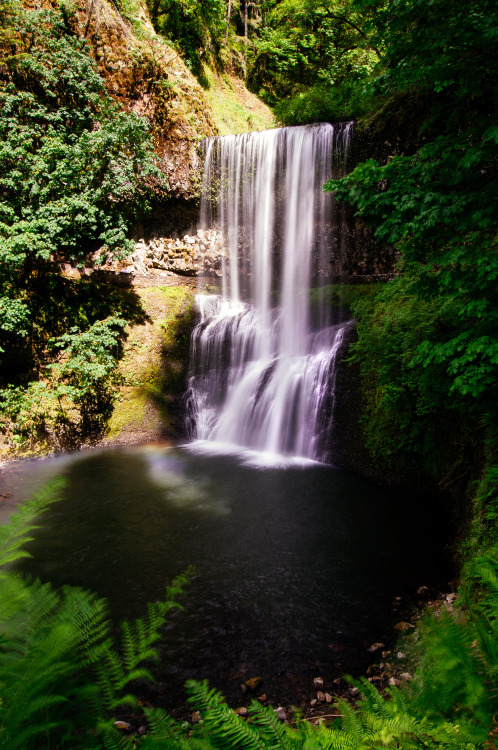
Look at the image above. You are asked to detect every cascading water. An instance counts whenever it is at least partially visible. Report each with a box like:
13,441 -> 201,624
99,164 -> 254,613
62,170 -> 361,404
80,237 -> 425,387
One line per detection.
186,122 -> 353,462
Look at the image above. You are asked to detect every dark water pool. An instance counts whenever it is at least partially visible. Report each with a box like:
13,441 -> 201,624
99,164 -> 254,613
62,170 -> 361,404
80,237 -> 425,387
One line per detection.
0,444 -> 451,712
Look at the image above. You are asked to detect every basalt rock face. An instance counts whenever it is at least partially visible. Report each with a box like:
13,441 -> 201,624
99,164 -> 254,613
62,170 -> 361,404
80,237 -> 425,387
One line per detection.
41,0 -> 217,201
130,230 -> 225,278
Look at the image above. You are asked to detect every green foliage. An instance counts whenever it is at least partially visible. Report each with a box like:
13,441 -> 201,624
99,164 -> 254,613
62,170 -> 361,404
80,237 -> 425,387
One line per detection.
0,316 -> 128,448
343,275 -> 473,473
407,547 -> 498,744
358,0 -> 496,109
0,482 -> 191,749
0,1 -> 164,449
0,5 -> 163,268
249,0 -> 378,114
274,81 -> 375,126
324,0 -> 497,470
177,667 -> 487,748
147,0 -> 225,76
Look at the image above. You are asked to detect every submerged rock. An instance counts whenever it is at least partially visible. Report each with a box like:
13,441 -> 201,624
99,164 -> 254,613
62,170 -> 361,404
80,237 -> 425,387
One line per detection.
394,621 -> 415,632
245,677 -> 263,691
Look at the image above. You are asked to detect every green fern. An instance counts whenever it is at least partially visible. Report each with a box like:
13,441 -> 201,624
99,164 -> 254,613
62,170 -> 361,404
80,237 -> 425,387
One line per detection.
0,479 -> 494,750
0,481 -> 191,749
141,707 -> 212,749
0,477 -> 66,567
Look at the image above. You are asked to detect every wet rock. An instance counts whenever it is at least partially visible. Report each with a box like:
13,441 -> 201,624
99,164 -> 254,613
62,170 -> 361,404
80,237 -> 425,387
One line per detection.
257,694 -> 267,703
313,677 -> 324,690
114,721 -> 131,731
417,585 -> 429,596
316,691 -> 325,703
333,677 -> 341,685
388,677 -> 400,687
137,725 -> 147,736
397,651 -> 406,659
324,693 -> 333,703
367,642 -> 385,653
274,707 -> 287,721
245,677 -> 262,691
240,684 -> 247,695
234,707 -> 248,717
191,711 -> 201,724
394,621 -> 415,632
310,699 -> 317,707
400,672 -> 413,681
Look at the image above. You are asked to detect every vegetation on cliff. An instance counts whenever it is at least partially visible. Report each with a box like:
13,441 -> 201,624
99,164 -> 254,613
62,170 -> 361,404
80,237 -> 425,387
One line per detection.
325,0 -> 497,535
321,0 -> 498,740
0,0 -> 167,452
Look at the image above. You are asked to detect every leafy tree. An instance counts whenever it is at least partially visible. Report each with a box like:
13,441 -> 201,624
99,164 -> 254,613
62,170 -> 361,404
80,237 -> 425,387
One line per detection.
325,0 -> 498,470
0,1 -> 165,448
249,0 -> 379,119
146,0 -> 226,76
0,2 -> 163,367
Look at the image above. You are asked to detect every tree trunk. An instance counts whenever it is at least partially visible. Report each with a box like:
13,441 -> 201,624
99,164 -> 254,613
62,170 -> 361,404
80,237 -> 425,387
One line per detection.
244,0 -> 248,78
225,0 -> 232,45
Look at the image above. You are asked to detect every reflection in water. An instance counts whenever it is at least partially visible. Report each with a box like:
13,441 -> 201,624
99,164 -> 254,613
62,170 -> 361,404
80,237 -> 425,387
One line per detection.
1,445 -> 451,710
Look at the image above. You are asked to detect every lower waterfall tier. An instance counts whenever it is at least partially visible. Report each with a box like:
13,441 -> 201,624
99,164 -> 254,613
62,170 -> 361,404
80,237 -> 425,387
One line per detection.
186,295 -> 351,463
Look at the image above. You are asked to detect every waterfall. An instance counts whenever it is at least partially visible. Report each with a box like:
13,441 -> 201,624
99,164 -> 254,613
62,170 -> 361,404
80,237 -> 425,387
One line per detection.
186,122 -> 353,463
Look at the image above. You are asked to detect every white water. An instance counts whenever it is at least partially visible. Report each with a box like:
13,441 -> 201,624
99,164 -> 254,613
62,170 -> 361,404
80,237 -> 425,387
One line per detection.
187,123 -> 353,463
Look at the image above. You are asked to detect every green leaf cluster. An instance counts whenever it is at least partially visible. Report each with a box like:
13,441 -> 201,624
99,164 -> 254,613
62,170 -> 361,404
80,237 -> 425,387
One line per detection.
0,481 -> 192,749
0,1 -> 165,448
249,0 -> 379,118
146,0 -> 226,76
323,0 -> 497,476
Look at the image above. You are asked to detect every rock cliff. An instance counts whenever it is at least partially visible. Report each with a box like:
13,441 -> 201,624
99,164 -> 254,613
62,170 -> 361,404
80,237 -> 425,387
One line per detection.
43,0 -> 218,200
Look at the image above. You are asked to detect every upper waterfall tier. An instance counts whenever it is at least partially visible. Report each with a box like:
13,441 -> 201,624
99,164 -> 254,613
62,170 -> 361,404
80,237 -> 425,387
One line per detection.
186,123 -> 353,462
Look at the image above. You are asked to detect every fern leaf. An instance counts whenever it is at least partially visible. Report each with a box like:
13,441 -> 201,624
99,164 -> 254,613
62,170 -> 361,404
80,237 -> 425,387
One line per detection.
0,478 -> 65,567
186,679 -> 271,750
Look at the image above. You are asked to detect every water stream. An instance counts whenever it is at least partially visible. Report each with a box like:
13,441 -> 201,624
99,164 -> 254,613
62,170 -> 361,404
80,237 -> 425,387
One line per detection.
186,123 -> 353,462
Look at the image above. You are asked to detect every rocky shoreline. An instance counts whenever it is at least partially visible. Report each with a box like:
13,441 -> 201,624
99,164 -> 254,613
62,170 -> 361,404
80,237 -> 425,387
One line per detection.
111,580 -> 456,739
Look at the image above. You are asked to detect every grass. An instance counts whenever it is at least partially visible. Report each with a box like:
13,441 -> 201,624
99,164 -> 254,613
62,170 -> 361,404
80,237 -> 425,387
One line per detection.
201,65 -> 275,135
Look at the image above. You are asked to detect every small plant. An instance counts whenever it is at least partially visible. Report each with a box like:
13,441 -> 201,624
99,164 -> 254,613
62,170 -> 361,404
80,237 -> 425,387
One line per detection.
0,480 -> 191,749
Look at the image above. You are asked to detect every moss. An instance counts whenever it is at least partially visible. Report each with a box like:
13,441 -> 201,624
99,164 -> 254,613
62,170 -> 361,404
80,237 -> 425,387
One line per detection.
106,284 -> 195,442
201,65 -> 275,135
309,282 -> 382,318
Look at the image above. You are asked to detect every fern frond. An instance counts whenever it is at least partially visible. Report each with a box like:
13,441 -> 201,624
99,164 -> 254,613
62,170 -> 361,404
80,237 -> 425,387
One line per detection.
247,699 -> 299,750
0,478 -> 65,567
99,721 -> 136,750
331,698 -> 364,741
186,679 -> 272,750
142,707 -> 198,749
292,719 -> 359,750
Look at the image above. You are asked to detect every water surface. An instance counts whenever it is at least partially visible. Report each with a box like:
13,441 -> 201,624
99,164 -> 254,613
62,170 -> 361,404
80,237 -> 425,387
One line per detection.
1,444 -> 450,710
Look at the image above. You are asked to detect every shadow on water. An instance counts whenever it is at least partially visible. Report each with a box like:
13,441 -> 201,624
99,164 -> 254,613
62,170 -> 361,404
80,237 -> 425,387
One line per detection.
3,444 -> 452,712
